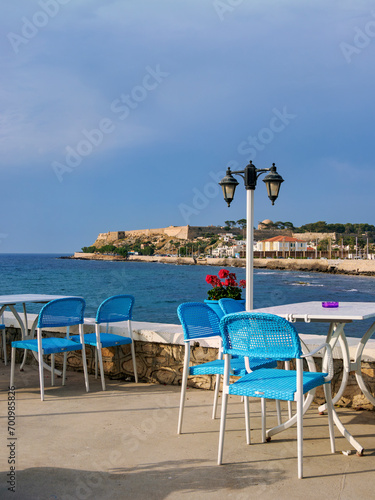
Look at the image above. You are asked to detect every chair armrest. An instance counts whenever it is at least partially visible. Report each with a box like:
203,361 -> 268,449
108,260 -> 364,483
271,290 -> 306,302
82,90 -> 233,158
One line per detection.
301,342 -> 334,382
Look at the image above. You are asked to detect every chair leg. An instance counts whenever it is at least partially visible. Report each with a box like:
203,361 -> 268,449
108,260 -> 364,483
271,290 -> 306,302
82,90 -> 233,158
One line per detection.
276,400 -> 281,426
218,389 -> 229,464
177,343 -> 190,434
324,383 -> 336,453
97,346 -> 106,391
81,346 -> 90,393
62,352 -> 67,386
2,329 -> 7,366
296,358 -> 304,479
94,349 -> 98,379
38,350 -> 45,402
285,361 -> 293,419
10,347 -> 16,387
244,396 -> 251,444
20,349 -> 27,371
51,354 -> 55,386
130,342 -> 138,383
261,398 -> 266,443
287,401 -> 293,419
212,374 -> 221,419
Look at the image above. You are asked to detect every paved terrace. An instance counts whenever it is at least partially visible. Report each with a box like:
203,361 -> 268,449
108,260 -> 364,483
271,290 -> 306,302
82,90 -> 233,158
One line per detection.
1,364 -> 375,500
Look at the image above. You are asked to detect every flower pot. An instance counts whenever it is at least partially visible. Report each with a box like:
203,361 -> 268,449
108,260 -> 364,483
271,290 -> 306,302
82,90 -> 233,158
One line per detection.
204,299 -> 245,319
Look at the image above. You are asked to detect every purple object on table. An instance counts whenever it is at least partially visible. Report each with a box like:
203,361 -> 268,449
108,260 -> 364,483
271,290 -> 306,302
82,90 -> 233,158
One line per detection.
322,301 -> 339,308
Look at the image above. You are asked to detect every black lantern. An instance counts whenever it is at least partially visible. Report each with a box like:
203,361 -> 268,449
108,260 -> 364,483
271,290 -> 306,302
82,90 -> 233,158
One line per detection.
219,161 -> 284,206
262,163 -> 284,205
219,168 -> 239,207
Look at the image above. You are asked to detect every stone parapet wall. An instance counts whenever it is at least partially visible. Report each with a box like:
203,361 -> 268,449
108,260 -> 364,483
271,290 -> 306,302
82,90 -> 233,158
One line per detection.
3,314 -> 375,409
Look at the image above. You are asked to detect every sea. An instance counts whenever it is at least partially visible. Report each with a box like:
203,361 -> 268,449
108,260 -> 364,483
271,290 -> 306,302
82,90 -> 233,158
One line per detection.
1,253 -> 375,338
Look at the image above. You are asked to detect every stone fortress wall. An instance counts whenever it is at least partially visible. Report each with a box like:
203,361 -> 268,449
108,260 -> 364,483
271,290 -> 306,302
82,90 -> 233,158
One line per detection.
94,225 -> 338,248
94,225 -> 242,245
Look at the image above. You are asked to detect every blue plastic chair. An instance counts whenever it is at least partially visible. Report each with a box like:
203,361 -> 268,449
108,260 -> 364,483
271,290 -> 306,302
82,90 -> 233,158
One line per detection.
219,298 -> 247,315
220,297 -> 293,419
176,302 -> 276,434
71,295 -> 138,390
10,297 -> 89,401
218,311 -> 336,479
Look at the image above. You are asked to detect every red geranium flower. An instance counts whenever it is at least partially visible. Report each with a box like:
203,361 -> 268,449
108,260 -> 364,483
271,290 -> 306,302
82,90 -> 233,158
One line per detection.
218,269 -> 229,279
205,269 -> 246,300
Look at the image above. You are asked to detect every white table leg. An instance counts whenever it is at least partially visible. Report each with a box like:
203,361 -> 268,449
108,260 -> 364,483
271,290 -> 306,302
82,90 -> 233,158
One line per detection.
353,321 -> 375,406
8,305 -> 28,370
318,322 -> 349,412
332,406 -> 364,455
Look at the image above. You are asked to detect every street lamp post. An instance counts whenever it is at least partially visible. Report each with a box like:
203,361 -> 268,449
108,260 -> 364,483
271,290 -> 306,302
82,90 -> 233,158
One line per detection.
219,161 -> 284,311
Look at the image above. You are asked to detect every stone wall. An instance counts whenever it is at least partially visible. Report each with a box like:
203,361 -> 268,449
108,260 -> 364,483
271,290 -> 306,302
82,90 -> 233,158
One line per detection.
4,324 -> 375,409
292,232 -> 337,242
92,225 -> 245,247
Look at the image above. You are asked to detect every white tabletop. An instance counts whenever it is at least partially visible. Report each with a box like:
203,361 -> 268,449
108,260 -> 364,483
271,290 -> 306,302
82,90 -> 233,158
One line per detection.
0,294 -> 76,306
253,301 -> 375,322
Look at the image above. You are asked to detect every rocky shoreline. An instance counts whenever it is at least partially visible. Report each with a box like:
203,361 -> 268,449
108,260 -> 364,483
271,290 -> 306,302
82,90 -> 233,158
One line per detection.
69,252 -> 375,277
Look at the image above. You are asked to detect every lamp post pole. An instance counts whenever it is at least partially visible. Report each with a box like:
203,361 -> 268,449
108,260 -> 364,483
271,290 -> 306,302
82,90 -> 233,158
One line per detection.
219,161 -> 284,312
246,189 -> 254,310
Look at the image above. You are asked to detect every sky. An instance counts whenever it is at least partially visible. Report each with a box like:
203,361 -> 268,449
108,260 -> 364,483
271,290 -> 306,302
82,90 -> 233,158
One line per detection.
1,0 -> 375,253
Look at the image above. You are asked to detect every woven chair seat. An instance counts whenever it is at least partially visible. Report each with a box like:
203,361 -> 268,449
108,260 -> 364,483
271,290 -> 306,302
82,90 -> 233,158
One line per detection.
71,332 -> 132,348
12,337 -> 83,355
189,357 -> 276,376
228,367 -> 328,401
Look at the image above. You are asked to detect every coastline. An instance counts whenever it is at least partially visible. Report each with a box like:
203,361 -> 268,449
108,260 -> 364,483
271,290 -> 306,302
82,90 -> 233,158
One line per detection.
69,252 -> 375,277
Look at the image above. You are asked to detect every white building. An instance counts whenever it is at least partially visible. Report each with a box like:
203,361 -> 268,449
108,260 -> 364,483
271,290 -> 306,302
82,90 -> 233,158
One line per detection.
256,236 -> 308,253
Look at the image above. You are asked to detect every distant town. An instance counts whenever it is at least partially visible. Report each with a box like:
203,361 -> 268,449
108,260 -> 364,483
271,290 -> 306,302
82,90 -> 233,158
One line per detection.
80,221 -> 375,260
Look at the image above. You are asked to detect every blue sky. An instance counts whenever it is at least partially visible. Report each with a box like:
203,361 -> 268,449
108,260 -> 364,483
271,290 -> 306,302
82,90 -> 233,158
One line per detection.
1,0 -> 375,253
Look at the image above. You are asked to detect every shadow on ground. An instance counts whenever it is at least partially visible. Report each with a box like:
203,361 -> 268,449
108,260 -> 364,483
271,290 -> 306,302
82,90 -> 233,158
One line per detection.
0,459 -> 285,500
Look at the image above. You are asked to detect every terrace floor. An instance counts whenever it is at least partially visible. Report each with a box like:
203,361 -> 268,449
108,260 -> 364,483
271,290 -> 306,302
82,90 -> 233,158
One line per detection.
1,364 -> 375,500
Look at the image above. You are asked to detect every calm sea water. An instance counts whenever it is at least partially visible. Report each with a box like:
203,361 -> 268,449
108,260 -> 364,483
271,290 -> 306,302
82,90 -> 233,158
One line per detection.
1,254 -> 375,338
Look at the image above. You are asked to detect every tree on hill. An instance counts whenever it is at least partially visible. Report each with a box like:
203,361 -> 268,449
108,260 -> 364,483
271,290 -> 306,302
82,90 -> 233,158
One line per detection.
224,220 -> 237,230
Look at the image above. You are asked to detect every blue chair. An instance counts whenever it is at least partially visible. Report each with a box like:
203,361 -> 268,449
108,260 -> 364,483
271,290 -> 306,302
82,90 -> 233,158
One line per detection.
218,311 -> 335,479
219,298 -> 246,315
71,295 -> 138,390
10,297 -> 89,401
219,297 -> 288,423
177,302 -> 276,434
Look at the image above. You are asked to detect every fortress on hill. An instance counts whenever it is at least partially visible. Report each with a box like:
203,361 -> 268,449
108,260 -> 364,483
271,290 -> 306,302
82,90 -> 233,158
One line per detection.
94,225 -> 237,245
93,223 -> 336,247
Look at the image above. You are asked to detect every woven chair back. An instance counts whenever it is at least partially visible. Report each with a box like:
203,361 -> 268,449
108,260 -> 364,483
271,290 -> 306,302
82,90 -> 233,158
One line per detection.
37,297 -> 86,328
220,312 -> 302,360
219,298 -> 246,315
96,294 -> 135,324
177,302 -> 221,341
